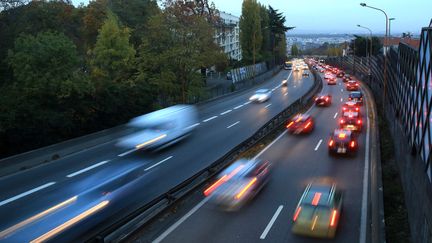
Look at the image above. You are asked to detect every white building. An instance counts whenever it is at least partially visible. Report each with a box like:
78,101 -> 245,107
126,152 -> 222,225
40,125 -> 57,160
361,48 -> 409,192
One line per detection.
215,12 -> 242,61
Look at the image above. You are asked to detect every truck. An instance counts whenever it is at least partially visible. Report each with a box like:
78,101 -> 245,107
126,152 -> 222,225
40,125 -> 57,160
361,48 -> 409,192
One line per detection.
116,105 -> 198,151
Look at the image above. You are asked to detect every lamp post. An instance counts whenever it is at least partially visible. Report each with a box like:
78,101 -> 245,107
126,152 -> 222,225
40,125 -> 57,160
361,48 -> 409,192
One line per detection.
389,17 -> 395,37
360,2 -> 389,102
357,24 -> 373,75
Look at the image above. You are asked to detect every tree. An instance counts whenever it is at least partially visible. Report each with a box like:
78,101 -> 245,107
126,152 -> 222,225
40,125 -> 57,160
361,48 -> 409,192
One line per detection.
268,6 -> 293,64
291,44 -> 299,56
135,0 -> 227,106
259,3 -> 270,60
3,31 -> 94,155
90,11 -> 135,84
82,0 -> 108,49
350,35 -> 382,57
239,0 -> 262,64
109,0 -> 160,47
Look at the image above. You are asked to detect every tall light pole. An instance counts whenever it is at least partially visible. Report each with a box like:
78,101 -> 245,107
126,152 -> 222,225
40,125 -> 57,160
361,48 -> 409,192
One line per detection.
360,2 -> 389,102
389,17 -> 396,37
357,24 -> 373,75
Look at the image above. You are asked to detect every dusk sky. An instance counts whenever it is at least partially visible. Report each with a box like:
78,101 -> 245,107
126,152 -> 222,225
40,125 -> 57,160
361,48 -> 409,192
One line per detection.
72,0 -> 432,35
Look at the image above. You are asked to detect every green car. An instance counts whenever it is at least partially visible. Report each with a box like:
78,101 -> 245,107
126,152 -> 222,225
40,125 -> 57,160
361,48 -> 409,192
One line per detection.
292,181 -> 343,238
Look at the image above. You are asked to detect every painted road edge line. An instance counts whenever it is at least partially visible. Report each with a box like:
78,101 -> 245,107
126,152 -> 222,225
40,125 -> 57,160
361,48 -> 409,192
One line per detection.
0,182 -> 56,207
153,197 -> 210,243
144,156 -> 173,171
233,104 -> 244,110
265,103 -> 272,108
334,112 -> 338,119
66,160 -> 110,178
260,205 -> 284,239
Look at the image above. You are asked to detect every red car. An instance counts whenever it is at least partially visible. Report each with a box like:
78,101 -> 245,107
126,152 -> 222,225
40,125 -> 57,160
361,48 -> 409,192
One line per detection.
340,111 -> 363,132
315,94 -> 332,106
342,101 -> 360,113
346,80 -> 359,91
287,114 -> 314,134
328,129 -> 358,155
327,77 -> 337,85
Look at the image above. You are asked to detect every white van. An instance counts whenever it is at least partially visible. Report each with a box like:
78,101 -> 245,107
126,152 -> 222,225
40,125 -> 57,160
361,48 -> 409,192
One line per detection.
116,105 -> 198,150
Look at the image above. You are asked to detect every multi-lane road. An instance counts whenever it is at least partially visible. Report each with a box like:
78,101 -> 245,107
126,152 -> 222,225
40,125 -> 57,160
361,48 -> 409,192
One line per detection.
146,70 -> 373,243
0,68 -> 315,242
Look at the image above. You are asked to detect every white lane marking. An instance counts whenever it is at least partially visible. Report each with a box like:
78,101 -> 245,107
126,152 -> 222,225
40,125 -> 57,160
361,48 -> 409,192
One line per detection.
360,95 -> 371,243
340,98 -> 343,102
284,93 -> 288,96
203,116 -> 217,123
264,103 -> 272,108
66,160 -> 110,178
260,205 -> 284,239
334,112 -> 338,119
185,123 -> 200,130
287,70 -> 292,80
341,89 -> 344,92
118,148 -> 137,157
271,88 -> 276,91
144,156 -> 173,171
294,85 -> 297,88
244,101 -> 252,105
254,131 -> 287,159
0,182 -> 56,207
314,139 -> 323,151
153,197 -> 211,243
220,110 -> 232,115
233,104 -> 244,110
227,121 -> 240,129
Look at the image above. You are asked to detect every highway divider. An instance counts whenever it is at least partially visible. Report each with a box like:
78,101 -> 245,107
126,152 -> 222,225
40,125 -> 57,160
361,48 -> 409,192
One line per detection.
97,69 -> 323,242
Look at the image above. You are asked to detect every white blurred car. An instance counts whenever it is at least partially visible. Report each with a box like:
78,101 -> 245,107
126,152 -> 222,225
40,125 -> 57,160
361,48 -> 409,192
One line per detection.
282,79 -> 288,86
249,89 -> 272,103
116,105 -> 198,150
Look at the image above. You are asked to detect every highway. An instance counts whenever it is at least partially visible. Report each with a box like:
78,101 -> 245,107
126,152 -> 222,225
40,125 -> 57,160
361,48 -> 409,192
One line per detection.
149,70 -> 372,243
0,68 -> 315,242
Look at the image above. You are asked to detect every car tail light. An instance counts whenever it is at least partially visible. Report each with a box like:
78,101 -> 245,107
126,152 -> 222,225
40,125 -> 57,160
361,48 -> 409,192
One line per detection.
293,207 -> 302,221
350,141 -> 356,148
325,97 -> 329,102
330,210 -> 338,227
235,177 -> 257,199
356,107 -> 359,111
204,175 -> 227,196
287,121 -> 294,128
315,97 -> 318,101
357,119 -> 362,124
329,139 -> 334,146
340,119 -> 345,124
304,121 -> 312,129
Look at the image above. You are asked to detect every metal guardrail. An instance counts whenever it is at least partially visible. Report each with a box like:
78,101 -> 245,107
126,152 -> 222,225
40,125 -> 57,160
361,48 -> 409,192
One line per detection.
95,70 -> 323,242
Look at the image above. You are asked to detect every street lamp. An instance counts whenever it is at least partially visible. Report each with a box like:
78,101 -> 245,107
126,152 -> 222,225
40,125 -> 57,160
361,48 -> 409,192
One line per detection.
357,24 -> 373,75
389,18 -> 396,37
360,2 -> 389,102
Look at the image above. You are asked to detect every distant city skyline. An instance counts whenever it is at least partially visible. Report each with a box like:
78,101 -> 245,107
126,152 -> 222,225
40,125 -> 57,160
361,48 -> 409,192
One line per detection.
72,0 -> 432,35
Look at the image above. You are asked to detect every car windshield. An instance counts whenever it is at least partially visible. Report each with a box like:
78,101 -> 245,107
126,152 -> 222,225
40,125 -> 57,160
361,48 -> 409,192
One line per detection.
256,89 -> 269,94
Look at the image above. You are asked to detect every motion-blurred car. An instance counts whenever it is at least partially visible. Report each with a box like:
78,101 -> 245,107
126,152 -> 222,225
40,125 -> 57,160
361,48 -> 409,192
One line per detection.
292,180 -> 343,238
249,89 -> 272,103
204,159 -> 272,210
328,129 -> 358,155
342,101 -> 360,113
116,105 -> 198,150
343,74 -> 351,82
340,111 -> 363,132
302,72 -> 310,77
348,91 -> 364,105
282,79 -> 288,86
315,94 -> 332,106
294,65 -> 301,71
337,71 -> 345,78
287,114 -> 314,134
346,80 -> 359,91
324,73 -> 333,80
327,76 -> 337,85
